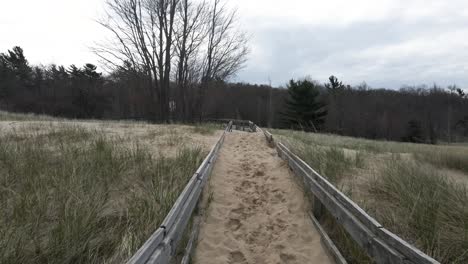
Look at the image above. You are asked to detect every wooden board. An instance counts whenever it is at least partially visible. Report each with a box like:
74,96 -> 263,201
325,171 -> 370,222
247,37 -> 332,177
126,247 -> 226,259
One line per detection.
126,228 -> 165,264
277,142 -> 383,231
309,212 -> 348,264
285,149 -> 406,264
126,122 -> 231,264
263,129 -> 439,264
180,218 -> 201,264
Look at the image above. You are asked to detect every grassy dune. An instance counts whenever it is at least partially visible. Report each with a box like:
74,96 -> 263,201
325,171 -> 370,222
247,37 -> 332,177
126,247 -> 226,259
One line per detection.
274,129 -> 468,264
0,114 -> 221,264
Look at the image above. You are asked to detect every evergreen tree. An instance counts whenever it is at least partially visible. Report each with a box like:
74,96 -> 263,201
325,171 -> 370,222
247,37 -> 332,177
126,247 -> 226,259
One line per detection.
324,75 -> 345,92
282,79 -> 327,131
0,46 -> 32,96
324,75 -> 346,133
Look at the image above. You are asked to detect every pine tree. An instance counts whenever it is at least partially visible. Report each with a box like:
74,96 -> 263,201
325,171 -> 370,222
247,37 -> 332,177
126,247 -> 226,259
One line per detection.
282,79 -> 327,131
324,75 -> 344,92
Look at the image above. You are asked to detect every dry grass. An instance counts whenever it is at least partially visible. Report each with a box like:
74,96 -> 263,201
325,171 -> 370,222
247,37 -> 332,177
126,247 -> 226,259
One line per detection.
0,113 -> 223,264
190,123 -> 221,135
274,130 -> 468,174
273,129 -> 468,263
0,111 -> 61,121
368,158 -> 468,263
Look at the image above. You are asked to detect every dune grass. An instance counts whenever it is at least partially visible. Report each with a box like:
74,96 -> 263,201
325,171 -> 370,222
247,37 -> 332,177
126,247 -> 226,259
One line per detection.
190,123 -> 221,135
274,129 -> 468,174
278,135 -> 366,184
368,158 -> 468,263
0,124 -> 205,264
273,129 -> 468,263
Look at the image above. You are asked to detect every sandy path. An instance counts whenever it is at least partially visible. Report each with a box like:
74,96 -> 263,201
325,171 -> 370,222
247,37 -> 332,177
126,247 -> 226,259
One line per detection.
193,131 -> 333,264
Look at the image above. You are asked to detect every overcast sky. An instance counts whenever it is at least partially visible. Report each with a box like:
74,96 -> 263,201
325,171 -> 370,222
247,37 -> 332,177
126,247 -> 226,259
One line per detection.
1,0 -> 467,88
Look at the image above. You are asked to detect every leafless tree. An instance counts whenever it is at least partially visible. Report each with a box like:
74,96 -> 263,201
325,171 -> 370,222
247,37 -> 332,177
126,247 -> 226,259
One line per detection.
96,0 -> 248,122
173,0 -> 208,120
202,0 -> 248,82
195,0 -> 249,120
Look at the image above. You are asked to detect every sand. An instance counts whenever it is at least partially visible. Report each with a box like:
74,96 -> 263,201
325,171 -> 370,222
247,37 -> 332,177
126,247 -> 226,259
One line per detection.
193,131 -> 332,264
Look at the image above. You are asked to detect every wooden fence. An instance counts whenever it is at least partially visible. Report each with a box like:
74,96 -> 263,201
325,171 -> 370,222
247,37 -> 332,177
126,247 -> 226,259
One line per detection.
127,121 -> 233,264
261,129 -> 440,264
205,119 -> 256,132
127,120 -> 437,264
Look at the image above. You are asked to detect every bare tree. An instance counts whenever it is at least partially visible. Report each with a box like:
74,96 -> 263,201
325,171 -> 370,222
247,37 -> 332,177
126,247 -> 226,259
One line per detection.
202,0 -> 248,82
96,0 -> 248,122
173,0 -> 208,120
95,0 -> 179,122
197,0 -> 249,120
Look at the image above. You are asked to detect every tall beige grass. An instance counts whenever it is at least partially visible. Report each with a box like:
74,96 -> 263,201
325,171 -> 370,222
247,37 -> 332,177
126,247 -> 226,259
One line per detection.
0,124 -> 205,263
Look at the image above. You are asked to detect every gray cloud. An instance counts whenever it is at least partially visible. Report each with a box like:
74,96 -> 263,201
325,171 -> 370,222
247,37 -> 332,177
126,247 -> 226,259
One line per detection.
235,15 -> 468,89
2,0 -> 467,90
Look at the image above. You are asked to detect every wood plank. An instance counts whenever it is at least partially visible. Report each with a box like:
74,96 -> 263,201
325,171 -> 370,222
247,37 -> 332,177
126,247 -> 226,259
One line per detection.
168,180 -> 204,255
146,243 -> 171,264
379,228 -> 439,264
147,179 -> 204,263
160,176 -> 198,233
277,142 -> 383,231
270,135 -> 440,264
276,142 -> 439,264
126,228 -> 165,264
285,149 -> 406,264
144,128 -> 225,263
309,212 -> 348,264
180,218 -> 201,264
263,130 -> 273,144
128,123 -> 229,264
194,144 -> 216,176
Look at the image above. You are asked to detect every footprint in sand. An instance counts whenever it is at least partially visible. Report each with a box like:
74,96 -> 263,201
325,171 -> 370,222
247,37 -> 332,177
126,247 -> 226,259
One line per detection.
254,169 -> 265,177
230,205 -> 251,219
241,180 -> 254,188
229,251 -> 247,263
280,253 -> 297,263
266,218 -> 288,232
271,188 -> 281,193
241,163 -> 251,172
227,218 -> 242,231
272,192 -> 286,204
235,180 -> 255,193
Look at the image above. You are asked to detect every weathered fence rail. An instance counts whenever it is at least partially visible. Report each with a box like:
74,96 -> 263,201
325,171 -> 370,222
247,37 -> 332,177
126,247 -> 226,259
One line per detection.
205,118 -> 256,132
127,121 -> 233,264
128,121 -> 437,264
261,129 -> 439,264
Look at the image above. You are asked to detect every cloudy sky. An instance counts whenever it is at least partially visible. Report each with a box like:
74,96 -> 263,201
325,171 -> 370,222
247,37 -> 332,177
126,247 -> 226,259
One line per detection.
1,0 -> 467,88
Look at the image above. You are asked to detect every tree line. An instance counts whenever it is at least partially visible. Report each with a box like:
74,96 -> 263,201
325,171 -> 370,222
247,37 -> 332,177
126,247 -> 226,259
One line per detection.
1,45 -> 467,143
279,77 -> 468,143
1,0 -> 468,144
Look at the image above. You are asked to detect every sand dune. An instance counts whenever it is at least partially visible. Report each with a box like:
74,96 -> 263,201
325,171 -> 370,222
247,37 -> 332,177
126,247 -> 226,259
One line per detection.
193,131 -> 332,264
